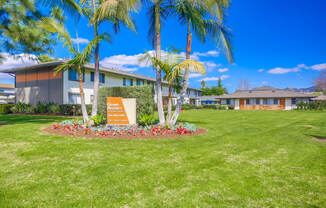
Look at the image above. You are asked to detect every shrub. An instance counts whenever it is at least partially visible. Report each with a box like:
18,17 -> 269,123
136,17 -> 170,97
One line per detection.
227,104 -> 235,110
98,85 -> 154,122
139,114 -> 155,126
91,114 -> 106,126
15,102 -> 30,113
49,105 -> 60,114
58,104 -> 92,116
36,101 -> 47,114
0,104 -> 14,114
25,106 -> 38,114
296,101 -> 326,110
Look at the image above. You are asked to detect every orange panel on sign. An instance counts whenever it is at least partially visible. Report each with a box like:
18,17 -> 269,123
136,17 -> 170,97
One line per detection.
107,97 -> 129,125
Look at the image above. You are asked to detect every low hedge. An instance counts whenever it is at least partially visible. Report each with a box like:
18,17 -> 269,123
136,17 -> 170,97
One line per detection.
98,85 -> 154,122
0,104 -> 14,114
296,101 -> 326,110
58,104 -> 92,116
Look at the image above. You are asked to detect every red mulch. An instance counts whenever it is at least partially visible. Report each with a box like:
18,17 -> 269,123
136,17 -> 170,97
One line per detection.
42,126 -> 207,140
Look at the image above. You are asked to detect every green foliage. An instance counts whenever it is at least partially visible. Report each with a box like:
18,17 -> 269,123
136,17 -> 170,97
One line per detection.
201,86 -> 227,96
0,0 -> 59,56
98,85 -> 154,122
227,104 -> 235,110
0,104 -> 14,114
296,101 -> 326,110
36,101 -> 47,114
48,105 -> 60,114
25,106 -> 37,114
58,104 -> 92,116
14,102 -> 30,113
139,114 -> 155,126
91,114 -> 106,126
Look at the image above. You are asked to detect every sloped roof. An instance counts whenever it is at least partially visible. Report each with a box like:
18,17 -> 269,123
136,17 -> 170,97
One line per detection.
216,86 -> 316,99
312,95 -> 326,101
0,61 -> 201,91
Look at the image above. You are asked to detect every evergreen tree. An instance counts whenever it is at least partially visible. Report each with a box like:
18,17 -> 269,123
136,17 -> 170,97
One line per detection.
0,0 -> 56,59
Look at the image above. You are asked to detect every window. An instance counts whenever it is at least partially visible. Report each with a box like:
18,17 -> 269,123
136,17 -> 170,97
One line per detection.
187,89 -> 190,95
226,99 -> 230,105
90,72 -> 105,83
273,99 -> 279,105
263,99 -> 268,105
136,79 -> 144,86
256,98 -> 260,105
68,69 -> 84,81
246,99 -> 250,105
69,93 -> 81,104
291,98 -> 296,105
123,78 -> 133,86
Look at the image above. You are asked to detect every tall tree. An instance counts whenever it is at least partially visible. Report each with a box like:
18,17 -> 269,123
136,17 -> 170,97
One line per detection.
170,0 -> 233,125
40,18 -> 105,123
201,80 -> 206,88
146,0 -> 172,125
315,71 -> 326,94
43,0 -> 137,117
140,50 -> 205,124
92,0 -> 138,117
0,0 -> 59,60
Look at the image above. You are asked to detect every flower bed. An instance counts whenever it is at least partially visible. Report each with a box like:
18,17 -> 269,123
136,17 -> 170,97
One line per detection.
43,120 -> 206,139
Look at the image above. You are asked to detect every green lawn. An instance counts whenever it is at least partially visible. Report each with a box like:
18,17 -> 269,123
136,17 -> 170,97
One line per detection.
0,110 -> 326,207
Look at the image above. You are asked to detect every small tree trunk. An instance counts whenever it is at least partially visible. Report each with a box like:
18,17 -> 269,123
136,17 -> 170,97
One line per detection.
91,0 -> 99,117
171,22 -> 192,125
155,3 -> 165,125
166,86 -> 172,123
78,67 -> 89,123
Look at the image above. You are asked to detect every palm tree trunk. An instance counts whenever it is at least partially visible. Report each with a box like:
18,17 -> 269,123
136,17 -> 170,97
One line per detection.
78,67 -> 89,123
171,22 -> 192,125
155,2 -> 165,125
91,0 -> 99,117
167,86 -> 172,123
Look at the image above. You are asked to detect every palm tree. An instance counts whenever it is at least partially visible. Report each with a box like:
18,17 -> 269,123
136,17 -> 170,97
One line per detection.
40,18 -> 106,123
42,0 -> 138,117
140,50 -> 206,125
92,0 -> 138,117
170,0 -> 234,125
146,0 -> 172,125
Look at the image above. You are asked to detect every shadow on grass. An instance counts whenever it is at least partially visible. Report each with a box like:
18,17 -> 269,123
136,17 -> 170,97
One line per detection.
308,134 -> 326,142
0,114 -> 71,125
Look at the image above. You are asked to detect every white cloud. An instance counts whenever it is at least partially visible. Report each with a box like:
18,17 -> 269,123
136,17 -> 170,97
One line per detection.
193,50 -> 220,57
189,73 -> 202,78
267,62 -> 326,74
258,68 -> 264,72
198,75 -> 230,82
267,65 -> 302,74
0,53 -> 38,70
71,37 -> 90,44
218,68 -> 229,73
262,81 -> 269,85
100,50 -> 221,72
306,63 -> 326,71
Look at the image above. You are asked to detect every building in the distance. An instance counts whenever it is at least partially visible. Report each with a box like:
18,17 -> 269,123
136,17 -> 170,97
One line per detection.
215,86 -> 316,110
0,83 -> 15,104
1,61 -> 202,106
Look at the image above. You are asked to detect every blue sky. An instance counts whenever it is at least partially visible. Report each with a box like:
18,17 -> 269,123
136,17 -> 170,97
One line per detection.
0,0 -> 325,92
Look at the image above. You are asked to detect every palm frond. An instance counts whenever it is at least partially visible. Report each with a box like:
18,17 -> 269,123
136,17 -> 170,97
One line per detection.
204,19 -> 234,63
40,0 -> 83,16
175,59 -> 206,75
39,17 -> 77,55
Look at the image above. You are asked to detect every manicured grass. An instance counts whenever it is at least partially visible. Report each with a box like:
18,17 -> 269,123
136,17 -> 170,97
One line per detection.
0,110 -> 326,207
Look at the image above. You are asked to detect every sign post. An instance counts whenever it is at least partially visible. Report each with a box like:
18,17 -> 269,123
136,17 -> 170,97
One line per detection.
106,97 -> 130,125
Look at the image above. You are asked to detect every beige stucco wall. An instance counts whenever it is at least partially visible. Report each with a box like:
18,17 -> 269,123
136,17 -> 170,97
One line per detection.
122,98 -> 136,125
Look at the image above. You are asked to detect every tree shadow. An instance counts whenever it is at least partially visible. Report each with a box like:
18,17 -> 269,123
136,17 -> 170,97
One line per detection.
308,134 -> 326,142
